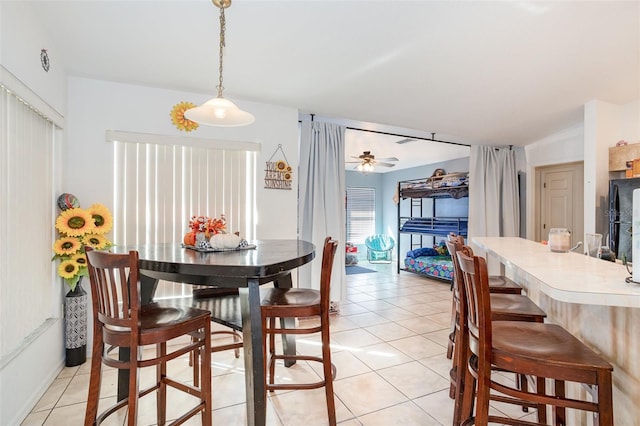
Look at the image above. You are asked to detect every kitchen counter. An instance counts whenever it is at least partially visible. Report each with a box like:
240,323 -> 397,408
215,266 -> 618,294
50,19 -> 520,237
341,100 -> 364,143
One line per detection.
472,237 -> 640,424
472,237 -> 640,308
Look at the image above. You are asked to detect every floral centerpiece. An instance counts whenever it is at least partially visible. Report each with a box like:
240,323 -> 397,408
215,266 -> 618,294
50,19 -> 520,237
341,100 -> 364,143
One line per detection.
183,214 -> 227,247
52,203 -> 113,291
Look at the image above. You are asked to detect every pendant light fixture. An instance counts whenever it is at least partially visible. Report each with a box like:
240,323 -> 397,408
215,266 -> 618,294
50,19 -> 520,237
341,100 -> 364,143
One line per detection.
185,0 -> 254,127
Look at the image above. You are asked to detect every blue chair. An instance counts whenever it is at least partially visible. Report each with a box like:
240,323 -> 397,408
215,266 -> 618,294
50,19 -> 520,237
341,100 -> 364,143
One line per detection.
365,235 -> 395,263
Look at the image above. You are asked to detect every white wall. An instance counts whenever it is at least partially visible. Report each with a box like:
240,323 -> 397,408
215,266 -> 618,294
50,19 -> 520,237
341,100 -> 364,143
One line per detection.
0,3 -> 68,425
524,99 -> 640,240
66,76 -> 299,240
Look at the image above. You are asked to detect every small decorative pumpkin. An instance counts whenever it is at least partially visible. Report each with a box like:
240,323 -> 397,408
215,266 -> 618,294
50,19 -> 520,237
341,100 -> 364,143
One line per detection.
209,233 -> 241,249
183,231 -> 196,246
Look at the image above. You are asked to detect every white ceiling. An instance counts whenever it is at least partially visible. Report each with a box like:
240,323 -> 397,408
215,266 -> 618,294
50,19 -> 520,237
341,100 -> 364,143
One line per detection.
25,0 -> 640,173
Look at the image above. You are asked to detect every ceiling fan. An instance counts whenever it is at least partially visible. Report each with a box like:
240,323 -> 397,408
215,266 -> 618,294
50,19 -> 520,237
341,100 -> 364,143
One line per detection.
346,151 -> 399,172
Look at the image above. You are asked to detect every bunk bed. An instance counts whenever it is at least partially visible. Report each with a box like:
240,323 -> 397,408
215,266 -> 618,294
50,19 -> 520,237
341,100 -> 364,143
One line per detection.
397,172 -> 469,281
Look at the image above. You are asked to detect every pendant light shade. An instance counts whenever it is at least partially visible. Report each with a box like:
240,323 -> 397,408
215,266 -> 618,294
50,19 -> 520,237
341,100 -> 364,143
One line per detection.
185,97 -> 254,127
185,0 -> 254,127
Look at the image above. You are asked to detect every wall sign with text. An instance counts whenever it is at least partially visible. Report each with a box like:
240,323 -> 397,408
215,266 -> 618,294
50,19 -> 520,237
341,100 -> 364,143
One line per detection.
264,145 -> 292,190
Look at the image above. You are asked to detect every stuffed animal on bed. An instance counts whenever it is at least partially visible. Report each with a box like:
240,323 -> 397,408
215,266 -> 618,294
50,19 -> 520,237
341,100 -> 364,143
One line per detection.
434,240 -> 449,256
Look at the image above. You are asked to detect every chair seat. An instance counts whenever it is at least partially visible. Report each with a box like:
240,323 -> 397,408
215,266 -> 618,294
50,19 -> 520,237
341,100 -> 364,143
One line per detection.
191,293 -> 243,331
489,294 -> 547,321
261,287 -> 321,308
492,322 -> 613,375
488,275 -> 522,294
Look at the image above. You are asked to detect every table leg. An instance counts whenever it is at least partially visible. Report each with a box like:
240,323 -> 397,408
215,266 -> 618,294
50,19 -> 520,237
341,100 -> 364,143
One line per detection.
117,274 -> 158,401
239,279 -> 266,426
274,273 -> 297,367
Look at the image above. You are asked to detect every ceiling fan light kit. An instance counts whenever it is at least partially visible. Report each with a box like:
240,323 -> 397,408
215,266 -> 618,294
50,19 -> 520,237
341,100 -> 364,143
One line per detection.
184,0 -> 254,127
347,150 -> 398,172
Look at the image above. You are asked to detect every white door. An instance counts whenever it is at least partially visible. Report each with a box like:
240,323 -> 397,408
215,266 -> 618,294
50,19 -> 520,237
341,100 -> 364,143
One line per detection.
536,162 -> 584,246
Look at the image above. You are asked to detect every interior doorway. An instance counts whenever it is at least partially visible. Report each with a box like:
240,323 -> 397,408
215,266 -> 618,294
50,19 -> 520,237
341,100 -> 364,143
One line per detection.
535,162 -> 584,247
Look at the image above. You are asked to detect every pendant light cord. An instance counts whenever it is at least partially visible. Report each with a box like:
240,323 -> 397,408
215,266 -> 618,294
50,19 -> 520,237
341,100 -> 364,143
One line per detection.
217,4 -> 226,98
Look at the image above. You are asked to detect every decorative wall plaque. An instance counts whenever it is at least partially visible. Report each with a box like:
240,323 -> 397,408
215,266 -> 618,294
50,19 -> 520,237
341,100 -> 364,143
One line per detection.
264,144 -> 292,190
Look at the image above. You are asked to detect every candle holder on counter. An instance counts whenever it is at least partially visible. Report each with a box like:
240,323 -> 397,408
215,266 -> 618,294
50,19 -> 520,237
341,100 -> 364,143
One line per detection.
548,228 -> 571,253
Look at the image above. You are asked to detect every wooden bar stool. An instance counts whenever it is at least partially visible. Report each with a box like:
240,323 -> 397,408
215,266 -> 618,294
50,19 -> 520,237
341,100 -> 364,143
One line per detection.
446,240 -> 546,420
84,248 -> 212,426
456,248 -> 614,425
261,237 -> 339,426
184,287 -> 244,387
446,234 -> 522,359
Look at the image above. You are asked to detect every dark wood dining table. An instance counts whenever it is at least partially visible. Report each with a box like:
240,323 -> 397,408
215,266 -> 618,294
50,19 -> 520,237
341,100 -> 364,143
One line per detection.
111,239 -> 315,426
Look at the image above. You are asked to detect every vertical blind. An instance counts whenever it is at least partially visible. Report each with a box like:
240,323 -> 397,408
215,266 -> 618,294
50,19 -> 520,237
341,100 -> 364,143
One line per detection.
346,187 -> 375,245
0,84 -> 58,357
112,138 -> 256,298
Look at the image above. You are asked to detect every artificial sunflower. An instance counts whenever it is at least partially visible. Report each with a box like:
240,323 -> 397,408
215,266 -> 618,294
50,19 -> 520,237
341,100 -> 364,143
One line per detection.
53,236 -> 82,256
170,101 -> 199,132
86,203 -> 113,235
58,259 -> 79,280
82,233 -> 110,250
55,208 -> 95,236
52,199 -> 114,291
275,160 -> 287,171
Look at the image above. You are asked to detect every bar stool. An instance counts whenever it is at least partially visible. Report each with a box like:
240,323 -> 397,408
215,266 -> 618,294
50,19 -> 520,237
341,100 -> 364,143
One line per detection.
446,234 -> 522,359
456,248 -> 614,425
84,248 -> 212,426
261,237 -> 339,426
446,240 -> 547,421
185,287 -> 244,387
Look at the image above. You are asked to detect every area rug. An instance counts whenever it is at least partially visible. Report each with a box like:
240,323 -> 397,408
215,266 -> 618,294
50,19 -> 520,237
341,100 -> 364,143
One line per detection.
345,265 -> 378,275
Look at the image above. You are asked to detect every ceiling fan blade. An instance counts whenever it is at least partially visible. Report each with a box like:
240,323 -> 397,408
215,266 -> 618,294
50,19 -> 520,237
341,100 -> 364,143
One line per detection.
345,161 -> 361,163
376,162 -> 396,167
376,157 -> 399,162
396,138 -> 416,144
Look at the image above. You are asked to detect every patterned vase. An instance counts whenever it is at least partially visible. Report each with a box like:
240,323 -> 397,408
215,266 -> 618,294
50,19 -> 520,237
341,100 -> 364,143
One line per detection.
65,279 -> 87,367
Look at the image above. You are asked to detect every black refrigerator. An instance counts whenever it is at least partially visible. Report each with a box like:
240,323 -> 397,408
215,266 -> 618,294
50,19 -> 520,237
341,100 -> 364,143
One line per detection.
609,177 -> 640,262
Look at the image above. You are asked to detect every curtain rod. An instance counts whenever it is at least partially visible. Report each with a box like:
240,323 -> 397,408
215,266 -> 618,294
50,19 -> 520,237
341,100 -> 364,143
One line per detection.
304,115 -> 470,147
298,114 -> 471,147
344,127 -> 471,148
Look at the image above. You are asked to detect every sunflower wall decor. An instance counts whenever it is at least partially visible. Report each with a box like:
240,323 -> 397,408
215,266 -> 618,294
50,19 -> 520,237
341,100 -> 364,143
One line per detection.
170,101 -> 199,132
264,144 -> 293,190
52,200 -> 113,291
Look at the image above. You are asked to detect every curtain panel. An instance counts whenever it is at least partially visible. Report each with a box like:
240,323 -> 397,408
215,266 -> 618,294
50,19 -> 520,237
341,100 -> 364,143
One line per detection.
469,145 -> 519,238
110,135 -> 256,298
0,83 -> 58,358
299,121 -> 346,305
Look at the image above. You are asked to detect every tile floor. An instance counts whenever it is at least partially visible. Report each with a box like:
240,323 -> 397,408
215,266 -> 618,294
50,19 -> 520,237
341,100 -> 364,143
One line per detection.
23,262 -> 536,425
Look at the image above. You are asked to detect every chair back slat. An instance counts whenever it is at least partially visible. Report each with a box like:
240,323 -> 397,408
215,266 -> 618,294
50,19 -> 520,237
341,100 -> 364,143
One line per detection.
86,247 -> 140,329
319,237 -> 339,313
456,246 -> 492,359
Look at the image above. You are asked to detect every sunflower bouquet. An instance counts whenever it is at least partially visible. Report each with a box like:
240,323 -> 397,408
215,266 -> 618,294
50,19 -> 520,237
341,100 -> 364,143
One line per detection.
52,203 -> 113,291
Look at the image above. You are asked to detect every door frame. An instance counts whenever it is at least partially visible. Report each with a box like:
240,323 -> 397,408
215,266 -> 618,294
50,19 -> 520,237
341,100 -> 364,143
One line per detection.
534,161 -> 584,245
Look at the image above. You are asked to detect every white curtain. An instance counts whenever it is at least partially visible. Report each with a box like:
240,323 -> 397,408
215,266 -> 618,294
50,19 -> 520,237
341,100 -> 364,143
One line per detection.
0,82 -> 59,357
299,121 -> 346,304
110,133 -> 257,298
468,145 -> 520,239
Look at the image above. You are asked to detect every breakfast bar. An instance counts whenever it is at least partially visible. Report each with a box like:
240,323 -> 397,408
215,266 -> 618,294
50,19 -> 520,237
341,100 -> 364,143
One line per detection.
473,237 -> 640,424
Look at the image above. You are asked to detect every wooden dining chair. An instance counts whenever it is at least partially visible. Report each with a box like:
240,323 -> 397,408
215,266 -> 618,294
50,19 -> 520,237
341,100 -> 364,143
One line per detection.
456,248 -> 614,425
445,234 -> 522,360
261,237 -> 339,426
446,240 -> 547,421
84,247 -> 212,426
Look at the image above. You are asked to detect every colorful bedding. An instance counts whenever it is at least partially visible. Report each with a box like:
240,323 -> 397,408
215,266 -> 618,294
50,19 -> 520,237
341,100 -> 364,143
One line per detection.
403,255 -> 453,281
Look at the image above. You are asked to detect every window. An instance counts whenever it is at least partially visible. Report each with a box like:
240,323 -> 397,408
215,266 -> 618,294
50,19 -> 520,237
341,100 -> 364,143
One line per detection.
346,187 -> 375,244
1,78 -> 62,355
110,132 -> 257,298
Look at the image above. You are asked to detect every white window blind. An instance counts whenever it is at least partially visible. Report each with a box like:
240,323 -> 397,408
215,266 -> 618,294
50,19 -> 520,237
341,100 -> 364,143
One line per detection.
346,187 -> 375,244
0,82 -> 58,358
112,137 -> 256,298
